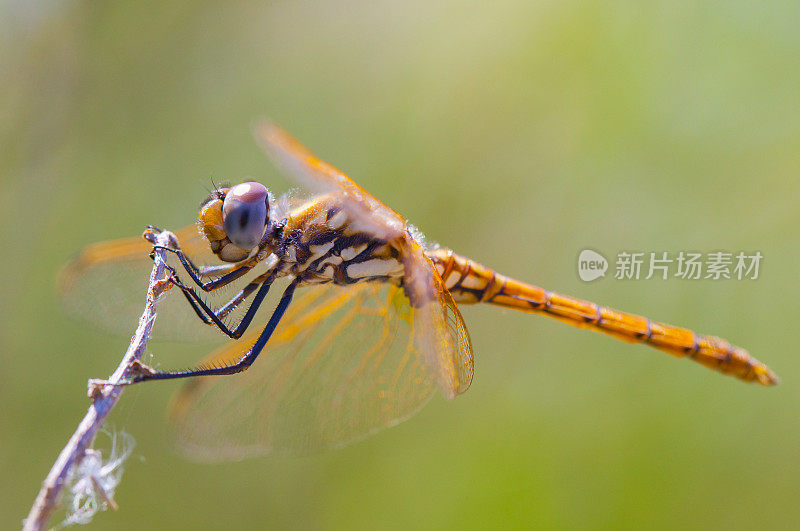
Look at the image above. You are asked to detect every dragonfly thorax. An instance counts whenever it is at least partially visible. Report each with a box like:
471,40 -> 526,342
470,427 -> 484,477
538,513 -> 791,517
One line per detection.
275,196 -> 405,286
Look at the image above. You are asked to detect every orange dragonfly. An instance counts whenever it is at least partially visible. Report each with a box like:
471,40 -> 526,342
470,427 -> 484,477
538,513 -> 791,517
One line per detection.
60,122 -> 778,459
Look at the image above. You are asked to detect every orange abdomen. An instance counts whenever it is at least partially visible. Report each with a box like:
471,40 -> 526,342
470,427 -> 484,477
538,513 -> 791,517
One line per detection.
428,248 -> 777,386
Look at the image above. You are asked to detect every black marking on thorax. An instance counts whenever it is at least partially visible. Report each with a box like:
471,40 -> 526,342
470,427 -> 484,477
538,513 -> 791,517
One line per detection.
276,212 -> 403,286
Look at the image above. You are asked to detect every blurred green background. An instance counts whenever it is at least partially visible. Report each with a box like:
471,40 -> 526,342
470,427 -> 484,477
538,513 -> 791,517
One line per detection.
2,1 -> 799,529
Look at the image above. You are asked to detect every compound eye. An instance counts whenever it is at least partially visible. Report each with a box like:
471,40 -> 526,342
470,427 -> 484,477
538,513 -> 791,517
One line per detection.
222,182 -> 269,250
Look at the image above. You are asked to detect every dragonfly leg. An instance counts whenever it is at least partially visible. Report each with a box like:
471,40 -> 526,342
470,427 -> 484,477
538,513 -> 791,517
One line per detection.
153,245 -> 254,291
143,227 -> 234,281
131,279 -> 299,383
167,265 -> 276,339
175,280 -> 257,330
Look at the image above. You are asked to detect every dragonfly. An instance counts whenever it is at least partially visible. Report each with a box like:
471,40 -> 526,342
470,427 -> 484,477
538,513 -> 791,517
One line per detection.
60,122 -> 778,459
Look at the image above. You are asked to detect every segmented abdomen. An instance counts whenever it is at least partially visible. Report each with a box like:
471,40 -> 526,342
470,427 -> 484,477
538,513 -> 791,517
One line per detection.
428,248 -> 777,386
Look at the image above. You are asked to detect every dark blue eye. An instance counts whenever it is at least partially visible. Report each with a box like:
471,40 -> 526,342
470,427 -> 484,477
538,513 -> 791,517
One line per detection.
222,182 -> 269,250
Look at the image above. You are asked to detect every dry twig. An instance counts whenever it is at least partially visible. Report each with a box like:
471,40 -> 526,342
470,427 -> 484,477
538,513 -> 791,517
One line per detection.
23,229 -> 176,530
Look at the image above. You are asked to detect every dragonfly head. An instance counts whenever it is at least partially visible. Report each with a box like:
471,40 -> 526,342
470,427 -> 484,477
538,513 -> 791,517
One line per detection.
198,181 -> 274,262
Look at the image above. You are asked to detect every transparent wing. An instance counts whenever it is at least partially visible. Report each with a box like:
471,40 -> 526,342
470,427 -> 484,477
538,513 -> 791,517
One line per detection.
59,225 -> 265,341
169,282 -> 440,459
253,121 -> 406,239
255,121 -> 473,398
403,239 -> 474,398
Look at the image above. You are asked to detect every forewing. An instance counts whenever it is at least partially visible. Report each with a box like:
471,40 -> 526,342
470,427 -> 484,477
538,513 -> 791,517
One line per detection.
59,225 -> 254,341
169,283 -> 438,459
253,121 -> 406,239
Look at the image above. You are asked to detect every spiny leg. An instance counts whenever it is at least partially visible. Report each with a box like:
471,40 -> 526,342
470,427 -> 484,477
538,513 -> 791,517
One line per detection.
146,226 -> 240,282
176,279 -> 258,329
168,265 -> 277,339
132,278 -> 299,383
153,244 -> 255,291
